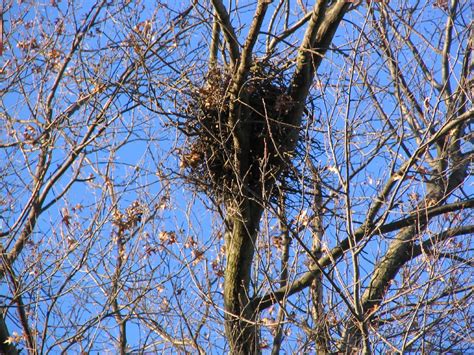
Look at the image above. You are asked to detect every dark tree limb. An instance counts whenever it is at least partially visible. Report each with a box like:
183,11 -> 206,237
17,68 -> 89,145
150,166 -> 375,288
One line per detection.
210,0 -> 240,67
285,0 -> 350,151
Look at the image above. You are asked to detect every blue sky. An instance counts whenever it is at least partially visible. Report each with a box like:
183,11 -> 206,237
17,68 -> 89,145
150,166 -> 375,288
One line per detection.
1,0 -> 472,353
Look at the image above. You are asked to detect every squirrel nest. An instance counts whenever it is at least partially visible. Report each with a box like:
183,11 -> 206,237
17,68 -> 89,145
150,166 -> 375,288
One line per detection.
179,61 -> 297,200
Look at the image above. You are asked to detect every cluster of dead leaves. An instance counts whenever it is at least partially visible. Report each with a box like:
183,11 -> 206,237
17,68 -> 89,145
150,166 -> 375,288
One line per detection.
112,200 -> 144,231
159,231 -> 177,245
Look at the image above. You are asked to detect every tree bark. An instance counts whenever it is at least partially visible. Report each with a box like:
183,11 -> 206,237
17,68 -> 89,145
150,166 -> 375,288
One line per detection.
310,171 -> 330,354
224,199 -> 263,354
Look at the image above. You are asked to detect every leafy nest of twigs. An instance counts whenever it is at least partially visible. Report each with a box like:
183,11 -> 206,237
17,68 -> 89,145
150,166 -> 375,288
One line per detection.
179,61 -> 297,200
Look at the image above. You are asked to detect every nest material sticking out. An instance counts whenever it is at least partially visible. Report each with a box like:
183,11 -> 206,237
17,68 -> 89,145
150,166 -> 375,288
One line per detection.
181,62 -> 296,200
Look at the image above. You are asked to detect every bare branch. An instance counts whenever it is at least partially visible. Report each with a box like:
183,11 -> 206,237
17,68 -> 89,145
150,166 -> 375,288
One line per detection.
253,198 -> 474,311
210,0 -> 240,67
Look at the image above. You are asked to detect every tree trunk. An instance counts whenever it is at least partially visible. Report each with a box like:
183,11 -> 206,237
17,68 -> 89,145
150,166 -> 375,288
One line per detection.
310,172 -> 330,354
213,2 -> 350,352
224,198 -> 263,354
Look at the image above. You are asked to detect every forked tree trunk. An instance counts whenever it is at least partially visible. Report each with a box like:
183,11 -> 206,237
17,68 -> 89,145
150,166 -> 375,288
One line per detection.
212,1 -> 349,352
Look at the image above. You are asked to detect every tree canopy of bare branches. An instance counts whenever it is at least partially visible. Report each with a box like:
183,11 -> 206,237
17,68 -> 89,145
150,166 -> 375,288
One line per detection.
0,0 -> 472,353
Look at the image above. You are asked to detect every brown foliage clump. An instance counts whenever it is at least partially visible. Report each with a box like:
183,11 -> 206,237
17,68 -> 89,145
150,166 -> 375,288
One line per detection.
180,61 -> 296,200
